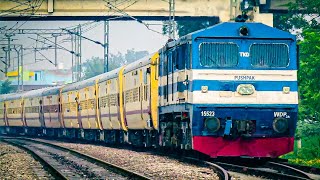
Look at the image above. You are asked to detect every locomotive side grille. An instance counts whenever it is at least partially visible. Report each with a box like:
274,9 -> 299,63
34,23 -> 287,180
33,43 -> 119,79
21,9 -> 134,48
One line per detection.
199,42 -> 239,67
250,43 -> 289,68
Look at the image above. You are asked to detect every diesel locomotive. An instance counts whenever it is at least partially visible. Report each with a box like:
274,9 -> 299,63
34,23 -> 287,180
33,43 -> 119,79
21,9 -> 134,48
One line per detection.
0,22 -> 298,158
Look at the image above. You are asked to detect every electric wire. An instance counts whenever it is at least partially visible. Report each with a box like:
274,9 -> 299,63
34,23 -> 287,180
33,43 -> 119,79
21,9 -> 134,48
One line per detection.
0,0 -> 44,41
1,0 -> 168,68
104,0 -> 169,38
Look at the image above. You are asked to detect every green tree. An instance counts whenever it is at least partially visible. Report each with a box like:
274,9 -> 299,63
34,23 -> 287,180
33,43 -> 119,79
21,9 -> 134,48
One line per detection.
273,0 -> 320,36
274,0 -> 320,122
81,57 -> 104,80
81,49 -> 149,80
298,30 -> 320,122
0,79 -> 16,94
276,0 -> 320,166
124,49 -> 149,64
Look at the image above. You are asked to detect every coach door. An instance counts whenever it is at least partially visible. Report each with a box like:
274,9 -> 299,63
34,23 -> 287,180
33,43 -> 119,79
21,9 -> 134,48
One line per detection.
159,52 -> 168,107
0,101 -> 5,126
150,53 -> 159,130
142,65 -> 151,129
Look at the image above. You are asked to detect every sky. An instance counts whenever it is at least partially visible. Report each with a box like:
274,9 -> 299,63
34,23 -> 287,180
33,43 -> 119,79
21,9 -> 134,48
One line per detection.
0,20 -> 168,72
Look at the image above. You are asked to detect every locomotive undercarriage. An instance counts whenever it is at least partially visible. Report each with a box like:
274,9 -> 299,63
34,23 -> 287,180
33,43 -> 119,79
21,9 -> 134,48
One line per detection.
159,113 -> 192,150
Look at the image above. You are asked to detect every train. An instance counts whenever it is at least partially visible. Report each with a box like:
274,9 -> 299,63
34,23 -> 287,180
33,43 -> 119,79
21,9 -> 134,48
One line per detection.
0,21 -> 298,158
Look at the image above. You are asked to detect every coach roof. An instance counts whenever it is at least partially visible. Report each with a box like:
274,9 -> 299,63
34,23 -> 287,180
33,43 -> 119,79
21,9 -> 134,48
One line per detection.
98,67 -> 122,83
62,73 -> 106,92
42,86 -> 63,96
4,92 -> 25,101
123,54 -> 151,74
23,88 -> 49,98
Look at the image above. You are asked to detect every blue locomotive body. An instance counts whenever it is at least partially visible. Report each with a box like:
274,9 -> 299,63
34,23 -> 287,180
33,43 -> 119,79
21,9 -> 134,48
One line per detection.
158,22 -> 298,157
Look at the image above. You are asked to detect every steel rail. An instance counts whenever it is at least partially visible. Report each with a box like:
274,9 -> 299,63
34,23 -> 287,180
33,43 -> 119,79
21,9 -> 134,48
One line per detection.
183,157 -> 229,180
272,159 -> 320,175
215,161 -> 312,180
267,161 -> 319,180
14,137 -> 151,180
0,138 -> 68,180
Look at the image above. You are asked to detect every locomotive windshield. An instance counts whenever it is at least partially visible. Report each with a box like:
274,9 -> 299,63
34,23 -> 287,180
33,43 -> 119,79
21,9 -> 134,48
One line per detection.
250,43 -> 289,68
199,42 -> 290,68
199,42 -> 239,67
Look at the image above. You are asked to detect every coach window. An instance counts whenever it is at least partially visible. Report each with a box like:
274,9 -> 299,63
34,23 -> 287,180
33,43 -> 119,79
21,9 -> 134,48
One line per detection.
163,54 -> 168,76
199,42 -> 239,67
250,43 -> 289,68
180,44 -> 187,70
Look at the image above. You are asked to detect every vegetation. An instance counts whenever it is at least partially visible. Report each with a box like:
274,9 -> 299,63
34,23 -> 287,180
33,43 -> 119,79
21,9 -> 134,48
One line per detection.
275,0 -> 320,167
0,79 -> 16,94
82,49 -> 148,80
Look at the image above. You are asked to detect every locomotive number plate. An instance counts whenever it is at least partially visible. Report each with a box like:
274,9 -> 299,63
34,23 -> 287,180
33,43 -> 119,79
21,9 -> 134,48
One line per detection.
201,111 -> 215,117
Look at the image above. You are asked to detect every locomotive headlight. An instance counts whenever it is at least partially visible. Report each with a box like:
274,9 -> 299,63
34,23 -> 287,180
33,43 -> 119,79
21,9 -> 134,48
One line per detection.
283,87 -> 290,94
205,117 -> 220,132
273,118 -> 288,133
201,86 -> 208,93
237,84 -> 255,95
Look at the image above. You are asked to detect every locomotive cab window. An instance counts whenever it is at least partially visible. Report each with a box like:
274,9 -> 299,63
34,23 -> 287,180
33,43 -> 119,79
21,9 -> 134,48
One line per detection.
199,42 -> 239,67
250,43 -> 289,68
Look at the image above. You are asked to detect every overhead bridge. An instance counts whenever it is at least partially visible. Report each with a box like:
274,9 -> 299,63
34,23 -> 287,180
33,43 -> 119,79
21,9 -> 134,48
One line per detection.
0,0 -> 294,25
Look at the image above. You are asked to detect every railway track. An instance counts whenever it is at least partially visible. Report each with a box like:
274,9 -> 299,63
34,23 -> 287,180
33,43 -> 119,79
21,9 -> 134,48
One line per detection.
271,159 -> 320,175
0,137 -> 150,180
182,157 -> 230,180
3,136 -> 319,180
213,160 -> 320,180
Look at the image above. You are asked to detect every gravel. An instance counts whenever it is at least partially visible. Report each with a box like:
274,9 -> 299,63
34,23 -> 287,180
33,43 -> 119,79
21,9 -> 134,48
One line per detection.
229,171 -> 266,180
0,141 -> 53,180
43,140 -> 219,179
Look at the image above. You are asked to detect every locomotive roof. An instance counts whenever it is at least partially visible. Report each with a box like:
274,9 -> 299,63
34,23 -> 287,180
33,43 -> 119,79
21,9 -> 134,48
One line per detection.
162,22 -> 295,51
123,54 -> 152,74
189,22 -> 295,40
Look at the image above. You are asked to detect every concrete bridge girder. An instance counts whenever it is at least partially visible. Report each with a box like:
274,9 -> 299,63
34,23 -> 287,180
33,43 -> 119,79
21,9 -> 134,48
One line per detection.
0,0 -> 279,26
0,0 -> 230,19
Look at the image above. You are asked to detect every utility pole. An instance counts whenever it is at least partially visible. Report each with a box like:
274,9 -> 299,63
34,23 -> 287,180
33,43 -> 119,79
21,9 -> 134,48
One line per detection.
74,31 -> 78,82
13,45 -> 20,91
52,33 -> 59,67
2,47 -> 9,76
169,0 -> 176,39
5,34 -> 13,68
104,20 -> 109,73
230,0 -> 240,20
21,47 -> 23,91
71,33 -> 74,82
12,45 -> 23,92
78,25 -> 82,80
73,25 -> 82,82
